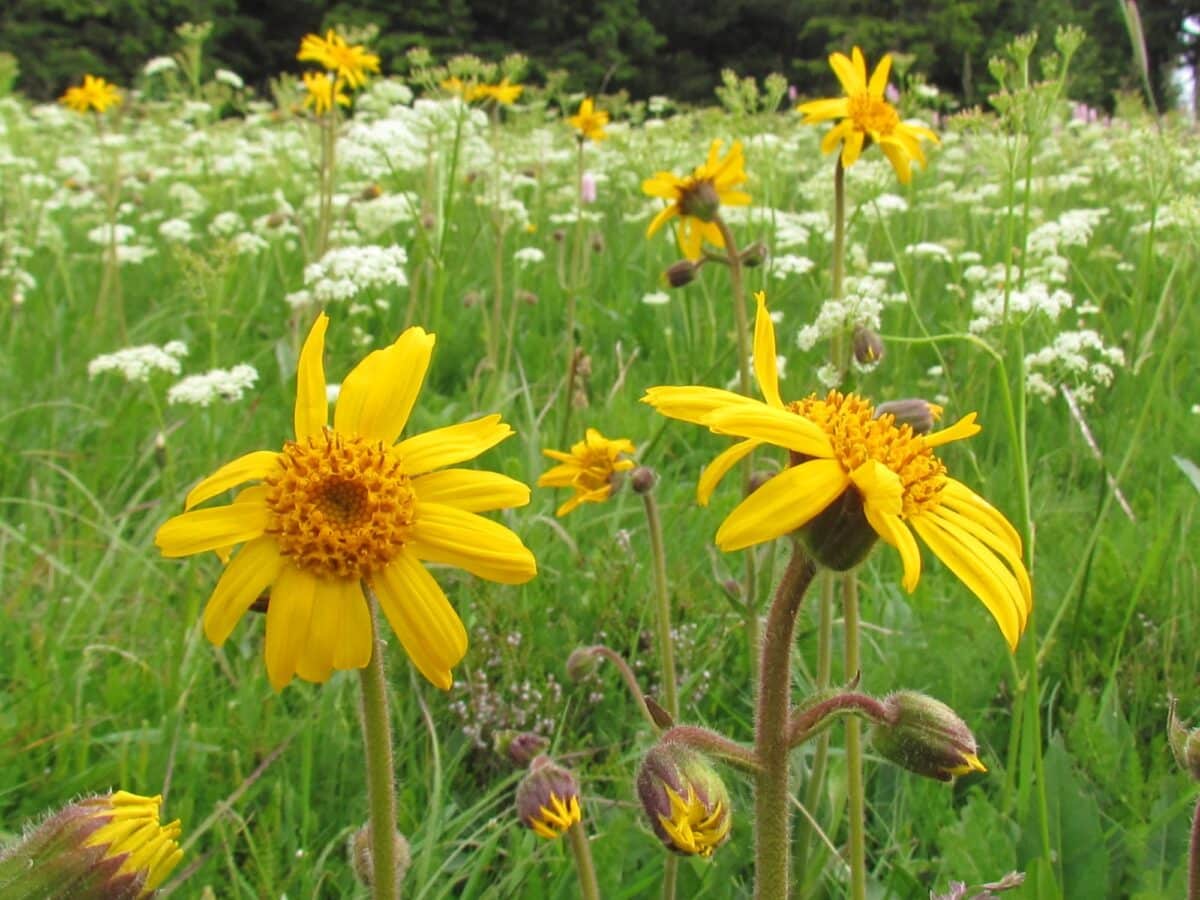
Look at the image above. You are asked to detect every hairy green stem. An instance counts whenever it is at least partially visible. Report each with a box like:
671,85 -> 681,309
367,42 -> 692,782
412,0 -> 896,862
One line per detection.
753,543 -> 817,900
357,591 -> 398,900
793,572 -> 834,884
583,644 -> 660,730
643,491 -> 679,721
566,821 -> 601,900
843,573 -> 866,900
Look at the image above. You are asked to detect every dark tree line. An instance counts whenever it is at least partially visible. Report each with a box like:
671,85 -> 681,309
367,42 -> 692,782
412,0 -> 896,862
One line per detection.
2,0 -> 1197,111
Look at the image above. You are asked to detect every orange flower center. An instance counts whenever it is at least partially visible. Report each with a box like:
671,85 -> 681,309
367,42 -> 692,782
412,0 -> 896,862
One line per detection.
264,432 -> 415,579
848,92 -> 900,136
790,391 -> 945,517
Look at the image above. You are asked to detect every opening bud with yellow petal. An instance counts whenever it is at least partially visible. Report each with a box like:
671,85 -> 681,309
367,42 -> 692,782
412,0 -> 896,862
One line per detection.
636,743 -> 731,857
873,397 -> 944,435
852,325 -> 885,365
348,824 -> 411,891
0,790 -> 182,899
1168,697 -> 1200,781
871,691 -> 986,782
516,756 -> 583,840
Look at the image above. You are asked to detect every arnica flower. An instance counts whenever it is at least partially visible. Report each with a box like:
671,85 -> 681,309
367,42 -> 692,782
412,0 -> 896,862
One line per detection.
637,743 -> 731,857
537,428 -> 636,517
301,71 -> 350,116
872,691 -> 987,782
642,139 -> 750,261
0,791 -> 182,898
155,314 -> 537,690
60,74 -> 122,114
516,756 -> 583,840
568,97 -> 609,142
297,29 -> 380,90
796,47 -> 938,184
642,292 -> 1032,649
476,77 -> 523,105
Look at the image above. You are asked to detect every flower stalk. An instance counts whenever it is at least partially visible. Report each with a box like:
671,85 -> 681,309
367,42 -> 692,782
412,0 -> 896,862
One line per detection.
642,489 -> 679,721
566,821 -> 601,900
358,589 -> 399,900
843,573 -> 867,900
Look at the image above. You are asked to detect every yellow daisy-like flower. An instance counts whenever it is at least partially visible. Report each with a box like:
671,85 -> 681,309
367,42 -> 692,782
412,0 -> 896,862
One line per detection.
297,29 -> 380,90
642,139 -> 751,260
441,75 -> 475,99
642,292 -> 1032,649
477,78 -> 523,106
796,47 -> 938,184
528,792 -> 582,840
301,71 -> 350,115
60,74 -> 122,114
567,97 -> 609,142
156,314 -> 537,691
537,428 -> 636,517
657,784 -> 730,858
80,791 -> 184,896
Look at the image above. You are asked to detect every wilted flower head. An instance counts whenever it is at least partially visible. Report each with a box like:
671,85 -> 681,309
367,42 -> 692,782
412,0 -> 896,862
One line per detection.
537,428 -> 636,517
636,742 -> 731,857
642,140 -> 750,260
60,75 -> 122,114
515,756 -> 582,839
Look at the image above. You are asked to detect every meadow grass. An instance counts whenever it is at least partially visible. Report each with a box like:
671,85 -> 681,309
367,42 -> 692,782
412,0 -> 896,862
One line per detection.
0,43 -> 1198,899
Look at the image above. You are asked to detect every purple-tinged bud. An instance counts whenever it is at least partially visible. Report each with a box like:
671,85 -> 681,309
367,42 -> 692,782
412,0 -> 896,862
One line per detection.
872,691 -> 986,782
873,398 -> 944,435
565,647 -> 600,682
636,743 -> 731,857
852,326 -> 885,365
740,241 -> 768,268
678,181 -> 721,223
630,466 -> 657,494
497,730 -> 551,766
515,756 -> 582,840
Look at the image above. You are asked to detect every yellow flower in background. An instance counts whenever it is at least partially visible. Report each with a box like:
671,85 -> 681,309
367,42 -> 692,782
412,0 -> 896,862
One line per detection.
60,74 -> 122,114
301,71 -> 350,115
796,46 -> 938,184
642,139 -> 750,260
441,75 -> 475,99
643,292 -> 1031,649
156,314 -> 537,690
568,97 -> 609,142
477,77 -> 523,105
538,428 -> 636,516
297,29 -> 380,90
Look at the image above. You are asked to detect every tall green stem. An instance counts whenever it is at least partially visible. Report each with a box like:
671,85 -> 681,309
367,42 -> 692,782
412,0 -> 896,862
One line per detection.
843,573 -> 866,900
1189,796 -> 1200,900
642,491 -> 678,721
753,543 -> 817,900
566,821 -> 601,900
358,588 -> 398,900
793,571 -> 834,884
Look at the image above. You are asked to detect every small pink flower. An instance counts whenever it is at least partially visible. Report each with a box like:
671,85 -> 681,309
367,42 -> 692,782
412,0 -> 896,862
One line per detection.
580,172 -> 597,204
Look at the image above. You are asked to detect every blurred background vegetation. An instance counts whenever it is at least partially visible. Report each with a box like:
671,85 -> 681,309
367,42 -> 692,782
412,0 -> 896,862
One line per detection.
2,0 -> 1198,111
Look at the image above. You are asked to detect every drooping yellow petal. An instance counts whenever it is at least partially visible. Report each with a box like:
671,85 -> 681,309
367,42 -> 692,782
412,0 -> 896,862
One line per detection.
924,412 -> 980,448
702,403 -> 834,458
753,292 -> 783,408
156,489 -> 269,557
851,460 -> 922,591
408,502 -> 537,584
910,514 -> 1027,650
821,119 -> 855,155
202,536 -> 284,645
841,128 -> 865,168
294,313 -> 329,440
878,140 -> 912,183
372,551 -> 468,689
715,459 -> 849,551
938,479 -> 1023,558
184,450 -> 280,511
414,469 -> 531,512
868,54 -> 893,98
698,439 -> 761,506
646,203 -> 678,238
333,326 -> 435,444
928,504 -> 1031,622
642,385 -> 758,425
796,96 -> 850,123
295,577 -> 370,682
643,173 -> 684,200
396,415 -> 514,475
264,564 -> 319,690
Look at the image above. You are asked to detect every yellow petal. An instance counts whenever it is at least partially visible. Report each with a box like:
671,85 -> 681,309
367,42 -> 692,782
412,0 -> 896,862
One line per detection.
642,385 -> 756,424
938,479 -> 1023,558
703,402 -> 834,458
294,313 -> 329,441
643,173 -> 683,200
715,459 -> 849,551
910,514 -> 1026,650
414,469 -> 531,512
372,551 -> 467,690
698,439 -> 760,506
829,51 -> 865,96
407,502 -> 537,584
868,54 -> 893,98
753,292 -> 783,408
878,141 -> 912,184
841,128 -> 865,168
156,490 -> 269,558
850,460 -> 922,590
924,412 -> 980,449
202,536 -> 284,645
821,119 -> 854,155
296,577 -> 370,681
929,503 -> 1031,621
333,327 -> 435,444
796,96 -> 849,123
265,564 -> 319,690
396,415 -> 514,475
184,450 -> 280,511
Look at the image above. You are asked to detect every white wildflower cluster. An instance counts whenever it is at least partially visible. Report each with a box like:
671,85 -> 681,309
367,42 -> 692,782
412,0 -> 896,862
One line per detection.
158,218 -> 195,243
167,364 -> 259,406
772,253 -> 815,278
230,232 -> 269,256
208,211 -> 244,237
513,246 -> 545,267
352,191 -> 417,238
772,209 -> 826,249
303,244 -> 408,304
213,69 -> 244,90
795,275 -> 898,352
968,280 -> 1074,334
872,193 -> 909,214
642,290 -> 670,306
143,56 -> 179,77
1025,330 -> 1125,406
86,223 -> 135,246
905,241 -> 952,261
1026,207 -> 1108,257
88,341 -> 188,383
167,181 -> 207,217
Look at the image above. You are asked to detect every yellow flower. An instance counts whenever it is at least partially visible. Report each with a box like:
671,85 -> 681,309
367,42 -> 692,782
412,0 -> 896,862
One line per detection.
568,97 -> 609,142
657,784 -> 730,858
477,77 -> 523,105
642,139 -> 751,260
297,29 -> 380,90
642,292 -> 1032,649
156,314 -> 537,690
796,47 -> 938,184
528,792 -> 582,839
59,74 -> 122,114
301,71 -> 350,115
81,792 -> 183,896
538,428 -> 636,516
441,75 -> 474,99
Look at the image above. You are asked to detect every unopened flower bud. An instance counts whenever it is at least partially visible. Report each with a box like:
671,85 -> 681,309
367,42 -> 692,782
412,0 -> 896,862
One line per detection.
679,181 -> 721,223
265,211 -> 287,229
590,231 -> 605,254
497,730 -> 550,766
853,326 -> 885,365
515,756 -> 582,839
873,398 -> 943,435
871,691 -> 986,782
154,431 -> 168,469
630,466 -> 657,494
0,791 -> 183,898
359,183 -> 383,201
516,289 -> 538,306
348,824 -> 411,890
665,259 -> 697,288
740,241 -> 768,268
420,212 -> 436,230
1168,697 -> 1200,781
636,743 -> 731,857
552,228 -> 567,243
565,646 -> 600,682
462,290 -> 482,309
